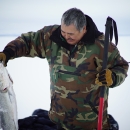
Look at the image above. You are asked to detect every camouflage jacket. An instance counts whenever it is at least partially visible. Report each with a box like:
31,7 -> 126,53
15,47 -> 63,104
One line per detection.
3,24 -> 129,130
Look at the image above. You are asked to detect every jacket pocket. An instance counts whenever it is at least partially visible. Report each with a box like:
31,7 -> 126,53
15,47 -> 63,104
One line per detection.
58,70 -> 81,76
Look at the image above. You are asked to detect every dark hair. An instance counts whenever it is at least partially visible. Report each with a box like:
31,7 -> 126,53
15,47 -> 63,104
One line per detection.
61,8 -> 86,32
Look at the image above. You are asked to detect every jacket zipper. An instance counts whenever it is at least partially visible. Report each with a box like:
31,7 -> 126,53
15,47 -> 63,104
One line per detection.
68,44 -> 78,66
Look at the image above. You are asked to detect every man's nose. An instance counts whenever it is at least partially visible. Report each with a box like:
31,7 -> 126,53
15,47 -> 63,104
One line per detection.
64,33 -> 69,39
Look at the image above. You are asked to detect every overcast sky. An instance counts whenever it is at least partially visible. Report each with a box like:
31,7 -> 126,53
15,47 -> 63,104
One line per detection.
0,0 -> 130,36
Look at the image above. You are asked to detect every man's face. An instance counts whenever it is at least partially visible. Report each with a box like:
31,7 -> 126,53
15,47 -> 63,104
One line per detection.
61,23 -> 86,45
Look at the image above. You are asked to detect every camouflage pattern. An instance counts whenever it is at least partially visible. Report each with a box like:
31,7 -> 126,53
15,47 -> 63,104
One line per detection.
3,25 -> 129,130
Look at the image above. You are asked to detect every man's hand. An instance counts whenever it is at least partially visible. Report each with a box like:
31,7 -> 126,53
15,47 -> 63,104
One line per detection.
95,69 -> 114,87
0,53 -> 6,67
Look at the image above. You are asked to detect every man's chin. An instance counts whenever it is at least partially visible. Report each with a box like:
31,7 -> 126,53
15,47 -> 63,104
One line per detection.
67,41 -> 77,45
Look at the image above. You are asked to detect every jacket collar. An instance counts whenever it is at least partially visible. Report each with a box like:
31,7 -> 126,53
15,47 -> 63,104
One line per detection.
50,15 -> 103,50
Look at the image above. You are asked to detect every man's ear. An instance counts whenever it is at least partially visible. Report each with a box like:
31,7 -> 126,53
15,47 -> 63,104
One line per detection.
83,26 -> 87,33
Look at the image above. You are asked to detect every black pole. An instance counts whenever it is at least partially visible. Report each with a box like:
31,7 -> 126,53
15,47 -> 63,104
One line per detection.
100,18 -> 112,98
98,17 -> 114,130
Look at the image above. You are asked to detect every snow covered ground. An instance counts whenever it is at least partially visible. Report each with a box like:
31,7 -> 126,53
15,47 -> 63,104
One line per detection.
0,35 -> 130,130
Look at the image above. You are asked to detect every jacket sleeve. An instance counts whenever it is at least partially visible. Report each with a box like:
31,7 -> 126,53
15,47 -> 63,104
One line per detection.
108,43 -> 129,87
3,29 -> 46,62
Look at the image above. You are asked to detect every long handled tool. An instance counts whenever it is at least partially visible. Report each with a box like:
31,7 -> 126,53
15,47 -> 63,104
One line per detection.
97,17 -> 118,130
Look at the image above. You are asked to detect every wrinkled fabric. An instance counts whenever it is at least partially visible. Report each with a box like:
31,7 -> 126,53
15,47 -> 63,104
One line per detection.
0,62 -> 18,130
108,114 -> 119,130
18,109 -> 57,130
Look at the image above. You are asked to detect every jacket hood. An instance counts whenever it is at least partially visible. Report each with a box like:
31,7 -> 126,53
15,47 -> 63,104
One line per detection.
82,15 -> 103,43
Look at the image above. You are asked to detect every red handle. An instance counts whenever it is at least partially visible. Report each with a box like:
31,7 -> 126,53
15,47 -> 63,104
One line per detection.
98,97 -> 104,130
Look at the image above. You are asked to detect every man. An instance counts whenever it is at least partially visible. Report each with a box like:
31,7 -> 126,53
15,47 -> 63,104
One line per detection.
0,8 -> 129,130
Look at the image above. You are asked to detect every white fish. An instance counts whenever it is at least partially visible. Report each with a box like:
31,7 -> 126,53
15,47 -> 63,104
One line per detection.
0,62 -> 18,130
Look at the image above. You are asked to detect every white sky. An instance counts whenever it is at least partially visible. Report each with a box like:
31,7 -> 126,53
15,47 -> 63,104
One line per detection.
0,0 -> 130,35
